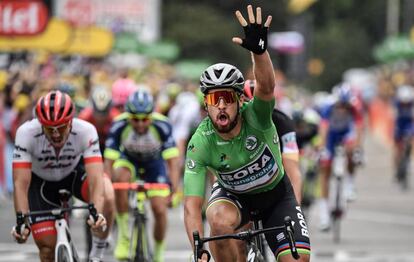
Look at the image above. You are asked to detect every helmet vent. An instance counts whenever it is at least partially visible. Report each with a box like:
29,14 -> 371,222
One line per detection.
214,69 -> 223,78
228,68 -> 235,77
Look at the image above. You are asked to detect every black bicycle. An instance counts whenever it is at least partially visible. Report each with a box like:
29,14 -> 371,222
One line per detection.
193,216 -> 300,262
17,189 -> 99,262
113,181 -> 169,262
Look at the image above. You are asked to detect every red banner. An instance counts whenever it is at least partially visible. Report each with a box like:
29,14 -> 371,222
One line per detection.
0,1 -> 48,36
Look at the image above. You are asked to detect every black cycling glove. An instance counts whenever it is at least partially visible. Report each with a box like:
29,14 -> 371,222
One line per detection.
240,22 -> 268,54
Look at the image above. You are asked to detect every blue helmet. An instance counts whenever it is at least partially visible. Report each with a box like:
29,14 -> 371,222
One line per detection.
125,89 -> 154,114
332,82 -> 353,103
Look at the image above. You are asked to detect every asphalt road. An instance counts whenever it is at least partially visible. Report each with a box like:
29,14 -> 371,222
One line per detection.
0,133 -> 413,262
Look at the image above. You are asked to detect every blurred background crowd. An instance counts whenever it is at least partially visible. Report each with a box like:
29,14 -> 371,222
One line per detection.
0,0 -> 414,197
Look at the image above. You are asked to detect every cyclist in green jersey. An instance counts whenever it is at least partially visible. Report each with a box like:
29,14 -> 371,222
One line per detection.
184,5 -> 311,262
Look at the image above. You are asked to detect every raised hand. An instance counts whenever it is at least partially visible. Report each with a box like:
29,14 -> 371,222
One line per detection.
232,5 -> 272,54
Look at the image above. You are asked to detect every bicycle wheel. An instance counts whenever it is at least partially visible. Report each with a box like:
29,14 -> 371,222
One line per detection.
132,213 -> 152,262
332,177 -> 343,243
56,245 -> 73,262
397,142 -> 411,190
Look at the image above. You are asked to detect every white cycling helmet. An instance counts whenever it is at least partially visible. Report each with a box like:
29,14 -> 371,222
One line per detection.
91,87 -> 112,113
396,85 -> 414,103
200,63 -> 245,94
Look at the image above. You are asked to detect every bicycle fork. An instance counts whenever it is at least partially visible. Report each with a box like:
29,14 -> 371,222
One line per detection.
55,218 -> 79,262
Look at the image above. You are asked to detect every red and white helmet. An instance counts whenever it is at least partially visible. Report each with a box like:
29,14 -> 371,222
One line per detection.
36,91 -> 75,126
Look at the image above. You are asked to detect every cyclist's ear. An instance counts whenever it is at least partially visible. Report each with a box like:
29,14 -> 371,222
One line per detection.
238,94 -> 245,111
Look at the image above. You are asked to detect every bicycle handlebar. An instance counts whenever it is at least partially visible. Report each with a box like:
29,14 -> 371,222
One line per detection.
112,182 -> 170,191
193,216 -> 300,260
25,203 -> 97,218
16,204 -> 99,236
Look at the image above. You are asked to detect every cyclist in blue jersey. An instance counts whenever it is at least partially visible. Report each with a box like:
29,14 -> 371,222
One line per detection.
318,82 -> 364,230
104,89 -> 180,262
392,84 -> 414,184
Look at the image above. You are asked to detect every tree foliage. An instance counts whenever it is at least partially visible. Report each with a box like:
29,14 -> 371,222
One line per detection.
162,0 -> 396,91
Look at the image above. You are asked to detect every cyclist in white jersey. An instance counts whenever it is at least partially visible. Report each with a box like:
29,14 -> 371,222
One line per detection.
11,90 -> 115,262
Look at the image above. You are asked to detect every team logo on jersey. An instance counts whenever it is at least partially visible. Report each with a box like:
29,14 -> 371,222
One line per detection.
187,143 -> 195,152
187,159 -> 196,169
273,134 -> 279,144
218,145 -> 278,191
245,135 -> 258,151
220,153 -> 227,162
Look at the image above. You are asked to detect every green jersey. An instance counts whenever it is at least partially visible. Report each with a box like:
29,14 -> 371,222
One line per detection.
184,96 -> 285,197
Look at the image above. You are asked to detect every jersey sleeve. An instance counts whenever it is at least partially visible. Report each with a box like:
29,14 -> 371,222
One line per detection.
103,120 -> 125,160
81,122 -> 102,164
183,133 -> 208,197
154,119 -> 179,160
271,110 -> 299,154
244,96 -> 275,130
12,125 -> 33,169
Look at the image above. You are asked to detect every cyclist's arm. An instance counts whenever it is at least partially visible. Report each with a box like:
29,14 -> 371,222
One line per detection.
82,122 -> 106,213
12,125 -> 33,214
282,156 -> 302,204
12,167 -> 31,214
165,156 -> 179,192
158,117 -> 181,192
85,161 -> 105,213
183,134 -> 208,245
184,196 -> 205,248
352,106 -> 365,147
103,158 -> 115,180
252,51 -> 276,102
233,8 -> 274,102
319,119 -> 329,148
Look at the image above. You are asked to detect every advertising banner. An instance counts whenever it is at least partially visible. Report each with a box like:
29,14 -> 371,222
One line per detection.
55,0 -> 160,43
0,0 -> 49,36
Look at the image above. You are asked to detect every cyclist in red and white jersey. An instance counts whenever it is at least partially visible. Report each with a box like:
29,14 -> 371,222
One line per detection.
11,91 -> 115,262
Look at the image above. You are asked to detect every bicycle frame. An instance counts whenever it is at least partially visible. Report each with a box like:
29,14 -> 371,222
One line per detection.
25,199 -> 97,262
113,181 -> 170,262
250,219 -> 267,261
55,217 -> 79,262
130,191 -> 153,262
193,216 -> 299,262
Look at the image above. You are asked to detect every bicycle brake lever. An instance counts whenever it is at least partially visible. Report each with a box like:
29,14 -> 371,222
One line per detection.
88,204 -> 98,221
15,212 -> 25,235
284,216 -> 300,260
